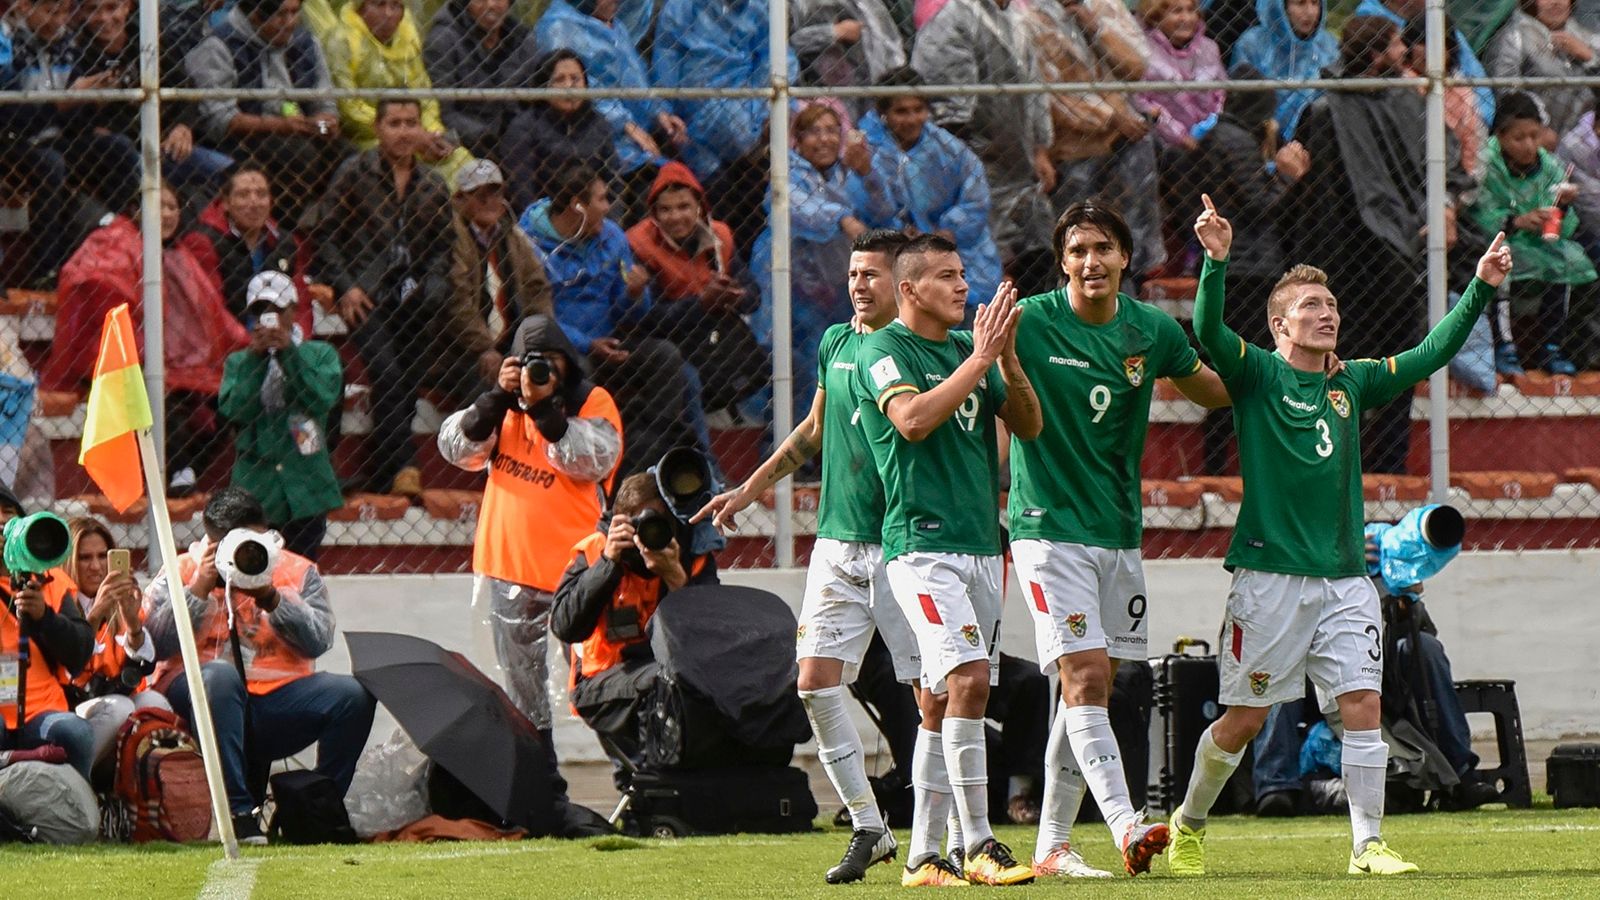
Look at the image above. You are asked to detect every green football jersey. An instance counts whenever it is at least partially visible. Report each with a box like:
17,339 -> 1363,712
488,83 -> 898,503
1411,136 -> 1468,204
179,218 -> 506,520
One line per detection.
1193,257 -> 1493,577
816,323 -> 884,543
1008,290 -> 1201,548
854,320 -> 1008,562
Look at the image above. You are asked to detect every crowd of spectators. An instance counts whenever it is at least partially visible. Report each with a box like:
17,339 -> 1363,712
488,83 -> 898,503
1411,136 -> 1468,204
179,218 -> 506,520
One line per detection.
0,0 -> 1599,527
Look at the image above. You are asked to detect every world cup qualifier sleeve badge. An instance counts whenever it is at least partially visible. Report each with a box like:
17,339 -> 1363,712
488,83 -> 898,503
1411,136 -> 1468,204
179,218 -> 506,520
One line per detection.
1250,671 -> 1271,696
1327,389 -> 1350,418
1066,612 -> 1088,638
960,624 -> 981,647
1123,356 -> 1146,387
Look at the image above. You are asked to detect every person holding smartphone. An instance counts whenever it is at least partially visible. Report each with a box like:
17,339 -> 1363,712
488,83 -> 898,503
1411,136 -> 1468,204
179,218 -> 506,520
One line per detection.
65,516 -> 174,779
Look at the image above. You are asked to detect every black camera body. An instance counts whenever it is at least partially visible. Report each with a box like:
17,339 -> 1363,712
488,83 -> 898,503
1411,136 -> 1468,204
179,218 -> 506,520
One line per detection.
522,353 -> 553,386
633,508 -> 676,551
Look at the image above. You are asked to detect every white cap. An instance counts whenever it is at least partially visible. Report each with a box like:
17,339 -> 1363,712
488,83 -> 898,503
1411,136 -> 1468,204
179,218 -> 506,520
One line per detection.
455,159 -> 506,194
246,270 -> 297,309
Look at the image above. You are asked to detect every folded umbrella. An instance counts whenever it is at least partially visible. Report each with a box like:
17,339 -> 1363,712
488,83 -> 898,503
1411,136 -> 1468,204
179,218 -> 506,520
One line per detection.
345,631 -> 555,834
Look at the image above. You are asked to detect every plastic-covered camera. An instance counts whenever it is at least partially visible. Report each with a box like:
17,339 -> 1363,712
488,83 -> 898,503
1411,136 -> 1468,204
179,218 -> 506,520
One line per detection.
215,528 -> 284,591
2,511 -> 71,587
1364,504 -> 1465,598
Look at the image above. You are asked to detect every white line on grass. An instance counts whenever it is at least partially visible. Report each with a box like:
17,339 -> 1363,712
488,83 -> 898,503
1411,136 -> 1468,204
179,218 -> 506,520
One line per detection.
1207,822 -> 1600,842
197,858 -> 261,900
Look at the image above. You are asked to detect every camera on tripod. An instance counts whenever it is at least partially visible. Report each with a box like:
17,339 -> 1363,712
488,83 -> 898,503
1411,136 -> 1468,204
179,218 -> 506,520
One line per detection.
1365,504 -> 1465,599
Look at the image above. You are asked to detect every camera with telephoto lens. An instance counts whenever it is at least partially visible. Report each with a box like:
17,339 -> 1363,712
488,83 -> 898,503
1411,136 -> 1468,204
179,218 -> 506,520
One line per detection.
2,511 -> 71,591
1364,504 -> 1465,599
521,353 -> 553,386
215,528 -> 284,591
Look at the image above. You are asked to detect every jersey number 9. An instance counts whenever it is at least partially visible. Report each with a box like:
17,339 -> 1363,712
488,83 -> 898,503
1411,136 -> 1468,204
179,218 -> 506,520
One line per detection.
1090,385 -> 1111,423
955,392 -> 981,432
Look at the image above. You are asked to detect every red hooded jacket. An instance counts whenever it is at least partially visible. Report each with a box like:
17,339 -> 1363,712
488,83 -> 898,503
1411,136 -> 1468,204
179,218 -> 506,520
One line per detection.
624,162 -> 736,303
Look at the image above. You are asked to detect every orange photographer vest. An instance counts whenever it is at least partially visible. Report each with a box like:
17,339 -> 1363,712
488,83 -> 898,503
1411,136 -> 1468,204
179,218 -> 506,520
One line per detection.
566,532 -> 708,685
0,568 -> 79,728
73,617 -> 151,694
151,551 -> 318,696
473,389 -> 623,593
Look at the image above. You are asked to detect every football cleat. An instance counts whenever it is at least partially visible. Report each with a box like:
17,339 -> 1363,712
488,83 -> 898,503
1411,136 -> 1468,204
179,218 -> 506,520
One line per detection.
902,854 -> 969,887
962,838 -> 1035,886
1348,840 -> 1419,876
825,828 -> 897,884
1032,842 -> 1113,878
1119,814 -> 1170,876
1165,804 -> 1206,876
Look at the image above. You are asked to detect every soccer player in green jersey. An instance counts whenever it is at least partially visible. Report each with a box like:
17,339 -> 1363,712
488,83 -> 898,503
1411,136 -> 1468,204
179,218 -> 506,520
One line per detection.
1009,202 -> 1231,879
855,234 -> 1042,887
1166,195 -> 1512,878
694,231 -> 922,885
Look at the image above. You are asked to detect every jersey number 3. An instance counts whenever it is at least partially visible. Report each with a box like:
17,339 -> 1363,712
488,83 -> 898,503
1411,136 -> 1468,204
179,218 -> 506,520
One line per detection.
1314,419 -> 1334,458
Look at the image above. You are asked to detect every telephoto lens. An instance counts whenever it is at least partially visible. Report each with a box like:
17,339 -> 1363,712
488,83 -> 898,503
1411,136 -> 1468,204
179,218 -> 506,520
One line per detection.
633,509 -> 676,551
523,354 -> 553,386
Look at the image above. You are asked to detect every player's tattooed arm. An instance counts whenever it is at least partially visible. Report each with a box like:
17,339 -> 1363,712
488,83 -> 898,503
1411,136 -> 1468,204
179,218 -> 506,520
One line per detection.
692,389 -> 826,531
997,356 -> 1042,440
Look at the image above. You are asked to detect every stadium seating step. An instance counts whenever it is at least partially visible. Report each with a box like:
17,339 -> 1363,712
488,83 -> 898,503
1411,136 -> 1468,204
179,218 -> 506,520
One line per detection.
327,493 -> 412,523
68,492 -> 207,525
1448,471 -> 1559,501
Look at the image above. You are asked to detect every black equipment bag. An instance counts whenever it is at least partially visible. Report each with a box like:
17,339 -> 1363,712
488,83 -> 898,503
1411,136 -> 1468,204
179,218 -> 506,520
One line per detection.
267,770 -> 359,845
1547,744 -> 1600,809
624,766 -> 816,838
644,586 -> 811,770
1151,639 -> 1253,814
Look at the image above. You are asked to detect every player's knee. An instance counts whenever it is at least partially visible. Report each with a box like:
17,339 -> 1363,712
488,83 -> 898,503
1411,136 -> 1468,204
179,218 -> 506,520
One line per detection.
1057,651 -> 1113,707
1215,705 -> 1270,748
795,658 -> 844,694
1337,689 -> 1383,731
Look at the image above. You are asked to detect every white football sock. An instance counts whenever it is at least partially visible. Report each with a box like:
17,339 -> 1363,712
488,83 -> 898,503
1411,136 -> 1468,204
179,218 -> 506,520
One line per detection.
1063,705 -> 1140,844
910,727 -> 952,864
1180,725 -> 1246,831
942,717 -> 994,853
1342,728 -> 1388,853
800,686 -> 883,832
1036,700 -> 1086,860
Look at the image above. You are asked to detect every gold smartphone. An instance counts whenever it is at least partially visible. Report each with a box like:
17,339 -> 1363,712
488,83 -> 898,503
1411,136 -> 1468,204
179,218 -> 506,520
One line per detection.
108,548 -> 131,576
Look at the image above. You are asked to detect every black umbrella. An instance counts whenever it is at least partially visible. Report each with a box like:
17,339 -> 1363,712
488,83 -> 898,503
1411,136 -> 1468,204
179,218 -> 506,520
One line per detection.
345,631 -> 555,834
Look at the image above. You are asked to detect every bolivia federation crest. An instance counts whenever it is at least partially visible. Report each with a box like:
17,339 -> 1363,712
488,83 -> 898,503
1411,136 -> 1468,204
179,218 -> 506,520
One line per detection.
1123,356 -> 1146,387
1250,671 -> 1271,696
1327,389 -> 1350,418
1066,612 -> 1088,639
795,624 -> 806,643
960,624 -> 981,648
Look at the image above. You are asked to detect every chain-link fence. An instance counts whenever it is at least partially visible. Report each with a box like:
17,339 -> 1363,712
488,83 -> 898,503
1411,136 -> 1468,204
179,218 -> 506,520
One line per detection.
3,0 -> 1597,577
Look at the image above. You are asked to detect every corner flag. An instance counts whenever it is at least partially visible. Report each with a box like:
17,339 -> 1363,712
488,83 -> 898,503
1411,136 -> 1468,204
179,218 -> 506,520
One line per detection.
78,304 -> 153,511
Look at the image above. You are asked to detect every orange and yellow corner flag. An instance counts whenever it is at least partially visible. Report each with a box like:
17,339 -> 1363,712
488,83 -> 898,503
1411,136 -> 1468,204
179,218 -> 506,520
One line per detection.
78,304 -> 153,512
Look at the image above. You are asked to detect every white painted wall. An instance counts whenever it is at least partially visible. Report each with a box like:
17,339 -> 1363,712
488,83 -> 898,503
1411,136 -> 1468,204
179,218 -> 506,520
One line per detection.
319,550 -> 1600,762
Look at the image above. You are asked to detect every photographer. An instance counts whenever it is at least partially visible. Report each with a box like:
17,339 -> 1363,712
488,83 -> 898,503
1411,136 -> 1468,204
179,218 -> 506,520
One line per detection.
145,487 -> 376,845
218,272 -> 344,560
0,486 -> 95,780
551,471 -> 719,779
65,516 -> 173,776
437,313 -> 622,792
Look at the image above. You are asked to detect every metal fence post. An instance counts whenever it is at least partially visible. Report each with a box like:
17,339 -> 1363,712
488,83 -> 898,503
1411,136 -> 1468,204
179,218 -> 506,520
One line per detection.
769,0 -> 795,567
1425,0 -> 1451,503
138,0 -> 165,566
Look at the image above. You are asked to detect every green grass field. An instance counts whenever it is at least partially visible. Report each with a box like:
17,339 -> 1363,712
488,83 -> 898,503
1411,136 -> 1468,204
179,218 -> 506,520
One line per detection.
8,803 -> 1599,899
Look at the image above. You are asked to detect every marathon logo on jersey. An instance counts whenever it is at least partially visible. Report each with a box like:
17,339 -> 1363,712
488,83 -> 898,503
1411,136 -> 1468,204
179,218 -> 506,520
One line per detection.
1066,612 -> 1087,638
1281,395 -> 1317,413
1250,671 -> 1271,696
1123,356 -> 1146,387
1328,389 -> 1351,418
869,356 -> 903,390
831,361 -> 855,371
960,624 -> 981,647
1049,356 -> 1091,368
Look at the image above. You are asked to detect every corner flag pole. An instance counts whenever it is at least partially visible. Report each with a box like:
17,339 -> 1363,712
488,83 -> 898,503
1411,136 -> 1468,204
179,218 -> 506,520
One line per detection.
136,430 -> 240,859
